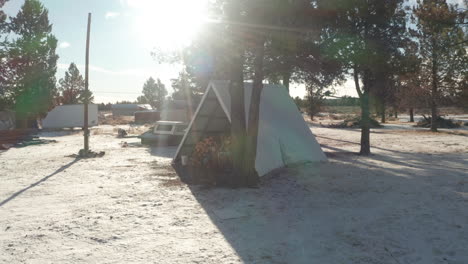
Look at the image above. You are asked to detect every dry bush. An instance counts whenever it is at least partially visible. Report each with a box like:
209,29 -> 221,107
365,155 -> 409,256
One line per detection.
99,112 -> 134,125
325,116 -> 382,128
415,116 -> 461,129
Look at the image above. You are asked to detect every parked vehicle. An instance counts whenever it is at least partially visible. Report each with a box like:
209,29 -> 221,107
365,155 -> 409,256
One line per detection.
139,121 -> 188,146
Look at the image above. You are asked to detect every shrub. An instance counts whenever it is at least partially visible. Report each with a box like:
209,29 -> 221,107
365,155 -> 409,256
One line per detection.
326,116 -> 382,128
415,116 -> 461,129
306,95 -> 324,120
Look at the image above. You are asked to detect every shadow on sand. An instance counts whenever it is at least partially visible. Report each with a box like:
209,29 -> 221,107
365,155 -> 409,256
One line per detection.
0,158 -> 79,207
175,148 -> 468,263
147,146 -> 178,159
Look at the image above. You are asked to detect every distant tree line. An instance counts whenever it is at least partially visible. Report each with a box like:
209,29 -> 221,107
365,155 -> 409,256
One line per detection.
324,97 -> 361,107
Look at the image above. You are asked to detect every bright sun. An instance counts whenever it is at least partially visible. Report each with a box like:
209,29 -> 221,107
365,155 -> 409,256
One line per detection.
130,0 -> 208,50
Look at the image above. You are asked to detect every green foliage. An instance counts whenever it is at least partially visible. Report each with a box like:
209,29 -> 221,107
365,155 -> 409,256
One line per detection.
136,95 -> 148,104
305,93 -> 324,120
78,90 -> 94,105
304,79 -> 334,118
293,96 -> 306,109
171,72 -> 203,104
0,0 -> 11,110
316,0 -> 409,154
98,103 -> 112,111
0,0 -> 8,23
324,96 -> 360,107
412,0 -> 467,109
58,63 -> 91,105
139,77 -> 167,109
6,0 -> 58,121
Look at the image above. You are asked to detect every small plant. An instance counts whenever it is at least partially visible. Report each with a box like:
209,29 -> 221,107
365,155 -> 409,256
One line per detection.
192,137 -> 218,168
189,136 -> 233,185
191,136 -> 232,169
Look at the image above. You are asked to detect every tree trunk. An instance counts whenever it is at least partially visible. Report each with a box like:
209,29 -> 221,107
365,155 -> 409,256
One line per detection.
430,97 -> 437,132
282,71 -> 291,94
354,67 -> 371,155
360,91 -> 371,155
360,70 -> 371,155
380,101 -> 386,123
229,44 -> 247,187
409,108 -> 414,122
245,36 -> 266,187
430,47 -> 438,132
394,108 -> 398,119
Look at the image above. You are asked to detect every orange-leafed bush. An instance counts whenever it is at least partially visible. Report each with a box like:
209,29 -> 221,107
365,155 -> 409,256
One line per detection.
191,136 -> 232,169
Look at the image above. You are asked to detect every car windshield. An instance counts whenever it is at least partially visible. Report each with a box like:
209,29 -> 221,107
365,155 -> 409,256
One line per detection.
174,125 -> 188,133
156,124 -> 173,132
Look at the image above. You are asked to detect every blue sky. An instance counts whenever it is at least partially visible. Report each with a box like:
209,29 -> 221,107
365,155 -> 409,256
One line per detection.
3,0 -> 464,102
4,0 -> 184,103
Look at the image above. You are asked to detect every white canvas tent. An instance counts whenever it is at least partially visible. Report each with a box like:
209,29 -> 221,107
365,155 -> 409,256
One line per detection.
173,81 -> 326,177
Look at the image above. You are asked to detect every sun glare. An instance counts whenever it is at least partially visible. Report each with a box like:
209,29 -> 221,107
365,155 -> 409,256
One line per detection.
130,0 -> 208,51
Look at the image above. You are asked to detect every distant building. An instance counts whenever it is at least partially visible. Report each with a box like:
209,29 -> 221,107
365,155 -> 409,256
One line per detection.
42,104 -> 99,129
159,100 -> 197,122
111,104 -> 152,117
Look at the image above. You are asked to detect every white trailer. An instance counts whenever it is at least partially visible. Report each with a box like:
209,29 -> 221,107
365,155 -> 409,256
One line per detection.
42,104 -> 99,129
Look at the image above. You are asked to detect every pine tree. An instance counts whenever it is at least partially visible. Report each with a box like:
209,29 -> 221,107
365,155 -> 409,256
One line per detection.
413,0 -> 467,131
319,0 -> 408,155
141,77 -> 167,109
8,0 -> 58,126
0,0 -> 8,32
58,63 -> 90,105
0,0 -> 11,110
170,72 -> 202,104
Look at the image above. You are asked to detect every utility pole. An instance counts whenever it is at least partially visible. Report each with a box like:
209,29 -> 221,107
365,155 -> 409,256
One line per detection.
84,13 -> 91,154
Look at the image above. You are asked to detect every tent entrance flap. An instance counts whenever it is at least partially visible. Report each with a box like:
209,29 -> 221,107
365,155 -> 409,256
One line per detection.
175,86 -> 231,162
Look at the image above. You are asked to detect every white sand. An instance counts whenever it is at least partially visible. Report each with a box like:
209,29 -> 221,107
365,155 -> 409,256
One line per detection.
1,124 -> 467,263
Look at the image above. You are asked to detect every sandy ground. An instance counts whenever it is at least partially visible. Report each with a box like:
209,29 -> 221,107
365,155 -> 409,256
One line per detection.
1,123 -> 468,264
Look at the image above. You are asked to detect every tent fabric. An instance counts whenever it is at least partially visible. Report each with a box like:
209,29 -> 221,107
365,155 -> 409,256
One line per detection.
173,81 -> 327,177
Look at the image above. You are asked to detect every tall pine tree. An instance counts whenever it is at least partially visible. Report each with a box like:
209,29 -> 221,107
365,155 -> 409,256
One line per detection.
58,63 -> 91,105
140,77 -> 167,109
319,0 -> 408,155
0,0 -> 11,110
413,0 -> 467,131
8,0 -> 58,126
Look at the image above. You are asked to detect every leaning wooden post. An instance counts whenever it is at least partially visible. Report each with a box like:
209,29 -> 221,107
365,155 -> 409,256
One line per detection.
84,13 -> 91,154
